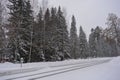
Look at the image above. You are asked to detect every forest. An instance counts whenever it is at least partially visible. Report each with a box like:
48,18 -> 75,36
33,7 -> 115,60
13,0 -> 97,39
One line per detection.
0,0 -> 120,63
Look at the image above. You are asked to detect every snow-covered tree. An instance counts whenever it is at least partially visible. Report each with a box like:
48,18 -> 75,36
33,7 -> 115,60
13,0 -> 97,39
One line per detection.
0,2 -> 5,61
55,7 -> 70,60
8,0 -> 34,62
105,13 -> 119,56
0,1 -> 2,24
79,26 -> 88,58
89,26 -> 106,57
44,8 -> 52,61
25,0 -> 34,62
70,15 -> 78,59
89,28 -> 97,57
33,7 -> 45,61
0,1 -> 9,62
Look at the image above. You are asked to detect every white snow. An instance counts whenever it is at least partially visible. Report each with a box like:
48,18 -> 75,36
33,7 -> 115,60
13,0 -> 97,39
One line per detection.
0,57 -> 120,80
0,57 -> 110,72
38,57 -> 120,80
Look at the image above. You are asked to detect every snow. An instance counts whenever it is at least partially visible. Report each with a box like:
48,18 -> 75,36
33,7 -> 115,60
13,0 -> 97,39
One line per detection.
38,57 -> 120,80
0,57 -> 109,72
0,57 -> 120,80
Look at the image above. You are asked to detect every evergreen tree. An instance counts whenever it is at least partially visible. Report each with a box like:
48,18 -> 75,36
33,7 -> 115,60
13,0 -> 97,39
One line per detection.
0,2 -> 2,24
100,35 -> 111,57
0,27 -> 5,62
44,8 -> 52,61
0,2 -> 3,61
89,27 -> 104,57
94,26 -> 103,57
55,7 -> 70,60
25,0 -> 34,62
49,7 -> 59,61
34,7 -> 45,61
70,15 -> 78,59
79,26 -> 88,58
89,28 -> 97,57
0,3 -> 7,61
8,0 -> 34,62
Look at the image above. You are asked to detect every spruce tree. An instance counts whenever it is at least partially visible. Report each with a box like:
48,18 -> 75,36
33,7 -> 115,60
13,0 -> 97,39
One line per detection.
89,28 -> 97,57
70,15 -> 78,59
0,25 -> 7,62
8,0 -> 34,62
49,7 -> 59,61
94,26 -> 103,57
34,7 -> 45,61
44,8 -> 52,61
0,2 -> 3,61
79,26 -> 88,58
25,0 -> 34,62
56,7 -> 70,60
0,2 -> 2,24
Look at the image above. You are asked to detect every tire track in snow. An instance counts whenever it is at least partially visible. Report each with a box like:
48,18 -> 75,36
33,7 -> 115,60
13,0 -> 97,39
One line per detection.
6,59 -> 111,80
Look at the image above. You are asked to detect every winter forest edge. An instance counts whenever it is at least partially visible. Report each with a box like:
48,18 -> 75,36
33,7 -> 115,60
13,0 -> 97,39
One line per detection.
0,0 -> 120,63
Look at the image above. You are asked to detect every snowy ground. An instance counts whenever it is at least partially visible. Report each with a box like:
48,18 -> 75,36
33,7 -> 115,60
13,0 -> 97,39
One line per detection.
0,57 -> 120,80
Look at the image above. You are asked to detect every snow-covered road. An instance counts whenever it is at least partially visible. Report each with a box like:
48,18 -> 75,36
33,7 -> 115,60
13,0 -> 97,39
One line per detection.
0,57 -> 120,80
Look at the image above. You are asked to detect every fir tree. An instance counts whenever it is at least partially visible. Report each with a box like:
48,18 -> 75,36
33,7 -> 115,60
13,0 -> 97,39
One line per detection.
89,28 -> 97,57
8,0 -> 34,62
0,27 -> 5,62
49,7 -> 59,61
56,7 -> 70,60
44,8 -> 52,61
34,7 -> 45,61
79,26 -> 88,58
70,15 -> 78,59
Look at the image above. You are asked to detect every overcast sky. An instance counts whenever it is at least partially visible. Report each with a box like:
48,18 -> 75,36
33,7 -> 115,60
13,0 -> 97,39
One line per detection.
38,0 -> 120,37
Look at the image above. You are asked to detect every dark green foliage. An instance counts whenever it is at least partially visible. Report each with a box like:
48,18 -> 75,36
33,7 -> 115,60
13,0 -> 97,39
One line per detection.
70,15 -> 78,59
79,26 -> 88,58
89,28 -> 97,57
34,6 -> 70,62
4,0 -> 120,63
33,7 -> 44,61
8,0 -> 34,62
57,7 -> 70,60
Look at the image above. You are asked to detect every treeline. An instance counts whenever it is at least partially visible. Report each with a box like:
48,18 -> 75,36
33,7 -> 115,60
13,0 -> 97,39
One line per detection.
0,0 -> 120,63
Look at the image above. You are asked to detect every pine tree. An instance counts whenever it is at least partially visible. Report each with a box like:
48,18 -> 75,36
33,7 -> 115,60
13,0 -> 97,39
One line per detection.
8,0 -> 20,62
0,2 -> 6,61
25,0 -> 34,62
70,15 -> 78,59
0,27 -> 5,62
100,35 -> 111,57
8,0 -> 34,62
0,2 -> 2,61
0,2 -> 2,24
34,7 -> 45,61
0,3 -> 6,61
55,7 -> 70,60
44,8 -> 52,61
89,28 -> 97,57
49,7 -> 59,61
94,26 -> 103,57
79,26 -> 88,58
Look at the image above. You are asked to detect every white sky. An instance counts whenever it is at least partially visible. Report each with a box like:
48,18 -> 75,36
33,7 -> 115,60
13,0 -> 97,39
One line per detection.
38,0 -> 120,38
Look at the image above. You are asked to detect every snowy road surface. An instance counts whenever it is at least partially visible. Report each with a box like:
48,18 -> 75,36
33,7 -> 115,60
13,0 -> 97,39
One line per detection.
0,57 -> 120,80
